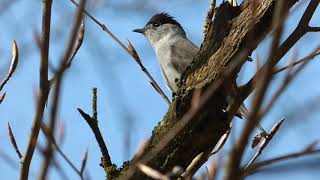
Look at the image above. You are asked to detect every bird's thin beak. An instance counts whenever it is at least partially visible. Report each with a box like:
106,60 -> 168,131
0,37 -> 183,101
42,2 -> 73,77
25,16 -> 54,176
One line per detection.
133,28 -> 145,34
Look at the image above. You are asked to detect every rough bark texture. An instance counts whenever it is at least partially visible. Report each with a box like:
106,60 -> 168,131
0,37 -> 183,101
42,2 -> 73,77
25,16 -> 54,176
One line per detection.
114,0 -> 298,179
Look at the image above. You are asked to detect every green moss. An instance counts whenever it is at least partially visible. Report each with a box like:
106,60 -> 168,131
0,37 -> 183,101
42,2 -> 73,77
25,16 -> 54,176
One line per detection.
105,164 -> 119,180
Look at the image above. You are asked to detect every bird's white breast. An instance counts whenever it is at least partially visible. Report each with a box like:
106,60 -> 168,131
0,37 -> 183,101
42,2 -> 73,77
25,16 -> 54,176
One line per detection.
153,35 -> 183,92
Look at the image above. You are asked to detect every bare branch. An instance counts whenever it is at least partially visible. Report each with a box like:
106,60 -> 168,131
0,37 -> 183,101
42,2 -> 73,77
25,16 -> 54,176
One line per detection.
80,148 -> 89,178
260,47 -> 320,118
20,0 -> 52,178
244,118 -> 285,170
49,20 -> 85,85
67,20 -> 85,68
0,92 -> 6,104
41,123 -> 83,179
92,87 -> 98,121
39,0 -> 86,179
273,47 -> 320,75
225,1 -> 289,179
37,144 -> 71,180
69,0 -> 130,54
182,125 -> 231,178
69,0 -> 169,104
239,0 -> 320,100
308,26 -> 320,32
8,122 -> 23,160
226,3 -> 320,178
244,142 -> 320,176
0,40 -> 19,92
77,88 -> 116,178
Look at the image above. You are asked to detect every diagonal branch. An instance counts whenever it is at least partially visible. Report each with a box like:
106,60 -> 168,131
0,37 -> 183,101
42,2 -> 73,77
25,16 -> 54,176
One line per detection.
8,122 -> 23,160
244,118 -> 285,170
244,142 -> 320,176
41,123 -> 83,179
69,0 -> 169,105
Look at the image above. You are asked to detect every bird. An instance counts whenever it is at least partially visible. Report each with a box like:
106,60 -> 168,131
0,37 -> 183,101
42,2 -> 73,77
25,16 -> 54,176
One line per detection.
133,13 -> 198,93
133,12 -> 266,132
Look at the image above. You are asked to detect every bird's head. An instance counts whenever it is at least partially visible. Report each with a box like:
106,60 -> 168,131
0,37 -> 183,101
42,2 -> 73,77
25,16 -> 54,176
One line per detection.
133,13 -> 186,45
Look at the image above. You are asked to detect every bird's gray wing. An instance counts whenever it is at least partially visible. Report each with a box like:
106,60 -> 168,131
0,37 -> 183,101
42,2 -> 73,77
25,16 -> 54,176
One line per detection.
170,39 -> 199,73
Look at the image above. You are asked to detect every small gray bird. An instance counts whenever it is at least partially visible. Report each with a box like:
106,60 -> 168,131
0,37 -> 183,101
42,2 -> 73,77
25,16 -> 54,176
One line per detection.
133,13 -> 198,92
133,13 -> 266,132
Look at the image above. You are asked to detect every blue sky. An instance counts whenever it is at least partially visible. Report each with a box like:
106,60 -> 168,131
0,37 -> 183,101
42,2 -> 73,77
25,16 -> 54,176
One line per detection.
0,0 -> 319,179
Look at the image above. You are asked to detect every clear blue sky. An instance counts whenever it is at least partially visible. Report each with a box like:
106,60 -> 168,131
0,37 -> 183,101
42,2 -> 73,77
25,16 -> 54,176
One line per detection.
0,0 -> 319,179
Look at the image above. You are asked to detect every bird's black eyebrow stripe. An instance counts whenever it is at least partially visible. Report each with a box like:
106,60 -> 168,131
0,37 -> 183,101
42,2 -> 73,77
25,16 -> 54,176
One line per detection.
146,12 -> 182,28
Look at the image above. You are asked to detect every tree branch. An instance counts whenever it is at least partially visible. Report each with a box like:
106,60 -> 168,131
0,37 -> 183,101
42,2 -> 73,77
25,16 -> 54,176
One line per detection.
244,142 -> 320,176
38,0 -> 85,179
114,1 -> 299,179
77,88 -> 116,179
19,0 -> 52,179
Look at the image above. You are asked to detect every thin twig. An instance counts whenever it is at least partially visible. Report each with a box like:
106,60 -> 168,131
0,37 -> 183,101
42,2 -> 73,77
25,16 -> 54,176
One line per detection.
39,0 -> 85,179
0,40 -> 19,92
244,142 -> 320,176
182,125 -> 231,178
92,87 -> 97,121
0,92 -> 6,104
127,39 -> 170,104
67,20 -> 85,68
239,0 -> 320,100
80,148 -> 89,178
41,123 -> 83,179
8,122 -> 23,160
273,47 -> 320,75
37,144 -> 71,180
69,0 -> 129,54
69,0 -> 169,104
182,150 -> 211,179
49,20 -> 85,85
260,47 -> 320,118
307,26 -> 320,32
77,88 -> 115,177
244,118 -> 285,170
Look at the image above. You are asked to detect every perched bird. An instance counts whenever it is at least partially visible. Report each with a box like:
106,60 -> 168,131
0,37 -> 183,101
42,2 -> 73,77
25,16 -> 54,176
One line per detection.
133,13 -> 198,92
133,13 -> 265,132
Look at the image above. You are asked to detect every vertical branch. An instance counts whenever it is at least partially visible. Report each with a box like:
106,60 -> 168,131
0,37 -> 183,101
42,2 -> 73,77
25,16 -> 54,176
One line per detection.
19,0 -> 52,179
38,0 -> 85,179
225,1 -> 289,179
77,88 -> 116,178
92,87 -> 97,121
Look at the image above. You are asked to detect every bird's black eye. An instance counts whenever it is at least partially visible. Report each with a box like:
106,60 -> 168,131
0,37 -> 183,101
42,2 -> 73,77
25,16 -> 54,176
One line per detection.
153,22 -> 160,27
